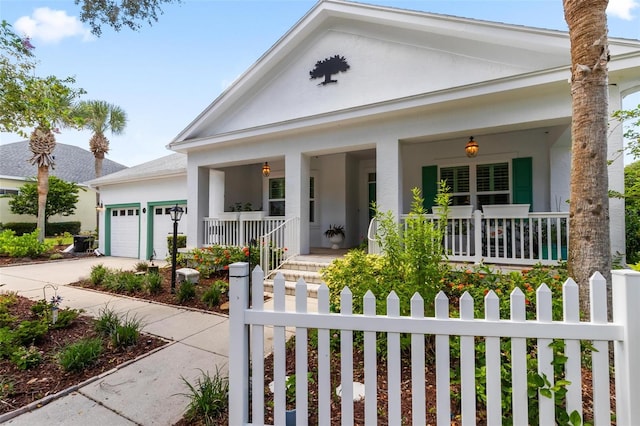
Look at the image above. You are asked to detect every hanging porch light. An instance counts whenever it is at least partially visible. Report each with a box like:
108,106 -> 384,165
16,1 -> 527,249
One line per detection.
465,136 -> 479,158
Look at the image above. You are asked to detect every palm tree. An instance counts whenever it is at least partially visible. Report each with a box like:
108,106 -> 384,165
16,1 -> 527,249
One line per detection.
28,124 -> 56,242
75,100 -> 127,178
563,0 -> 612,316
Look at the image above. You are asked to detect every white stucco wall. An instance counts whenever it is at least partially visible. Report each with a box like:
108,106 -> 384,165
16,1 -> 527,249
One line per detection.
97,175 -> 187,259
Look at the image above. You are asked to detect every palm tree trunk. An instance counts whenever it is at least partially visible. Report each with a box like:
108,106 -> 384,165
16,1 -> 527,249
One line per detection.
95,154 -> 104,178
36,165 -> 49,243
564,0 -> 612,318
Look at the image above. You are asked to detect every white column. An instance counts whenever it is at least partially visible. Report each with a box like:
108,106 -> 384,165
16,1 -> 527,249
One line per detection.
285,152 -> 310,254
608,86 -> 625,259
376,138 -> 402,219
208,170 -> 225,216
187,163 -> 210,249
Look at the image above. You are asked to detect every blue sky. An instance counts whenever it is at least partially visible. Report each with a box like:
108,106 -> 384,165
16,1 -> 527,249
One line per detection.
1,0 -> 639,167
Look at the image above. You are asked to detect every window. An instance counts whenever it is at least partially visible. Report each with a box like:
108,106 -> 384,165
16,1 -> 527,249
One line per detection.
476,163 -> 509,207
440,166 -> 470,205
155,208 -> 162,215
0,189 -> 18,195
269,178 -> 285,216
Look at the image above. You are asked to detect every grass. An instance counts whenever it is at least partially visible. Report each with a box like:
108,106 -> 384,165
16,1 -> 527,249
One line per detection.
57,338 -> 103,372
179,367 -> 229,425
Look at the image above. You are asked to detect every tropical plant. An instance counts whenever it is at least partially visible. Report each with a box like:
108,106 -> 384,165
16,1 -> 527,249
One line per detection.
7,176 -> 81,223
74,100 -> 127,179
563,0 -> 612,316
323,224 -> 345,239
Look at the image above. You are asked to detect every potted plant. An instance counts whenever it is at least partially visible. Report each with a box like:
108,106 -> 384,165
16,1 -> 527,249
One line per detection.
324,224 -> 345,249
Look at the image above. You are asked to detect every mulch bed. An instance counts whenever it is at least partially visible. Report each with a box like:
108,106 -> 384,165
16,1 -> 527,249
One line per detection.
0,295 -> 168,417
0,246 -> 94,267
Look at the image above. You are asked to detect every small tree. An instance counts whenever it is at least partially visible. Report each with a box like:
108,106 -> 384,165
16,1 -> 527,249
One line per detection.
8,176 -> 82,224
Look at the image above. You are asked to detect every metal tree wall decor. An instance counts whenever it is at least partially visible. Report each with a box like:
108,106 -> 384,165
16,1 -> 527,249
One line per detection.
309,55 -> 350,85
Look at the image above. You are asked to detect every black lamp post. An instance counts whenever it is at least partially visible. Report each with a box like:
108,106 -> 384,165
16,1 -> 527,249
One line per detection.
169,204 -> 184,294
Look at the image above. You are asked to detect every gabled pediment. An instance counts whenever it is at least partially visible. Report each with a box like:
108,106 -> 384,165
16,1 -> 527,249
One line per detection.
171,0 -> 638,146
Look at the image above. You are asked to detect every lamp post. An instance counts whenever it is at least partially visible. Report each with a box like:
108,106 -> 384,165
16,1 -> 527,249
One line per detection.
169,204 -> 184,294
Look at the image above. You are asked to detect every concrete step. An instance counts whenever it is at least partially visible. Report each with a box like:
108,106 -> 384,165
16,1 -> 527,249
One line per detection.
281,260 -> 331,273
263,279 -> 320,298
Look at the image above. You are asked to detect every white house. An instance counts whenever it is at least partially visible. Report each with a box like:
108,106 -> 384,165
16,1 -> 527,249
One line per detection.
88,153 -> 187,260
164,0 -> 639,261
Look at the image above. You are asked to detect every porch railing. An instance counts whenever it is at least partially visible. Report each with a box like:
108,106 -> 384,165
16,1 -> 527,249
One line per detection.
259,217 -> 300,278
369,210 -> 569,265
203,216 -> 286,247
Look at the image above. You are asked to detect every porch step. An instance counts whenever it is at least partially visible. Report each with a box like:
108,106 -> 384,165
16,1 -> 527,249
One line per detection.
263,279 -> 321,298
262,256 -> 334,298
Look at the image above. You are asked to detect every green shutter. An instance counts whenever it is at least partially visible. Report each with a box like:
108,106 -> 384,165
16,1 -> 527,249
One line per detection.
422,165 -> 438,210
512,157 -> 533,208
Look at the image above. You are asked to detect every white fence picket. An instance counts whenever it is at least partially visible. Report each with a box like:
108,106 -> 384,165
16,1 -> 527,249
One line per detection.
387,291 -> 401,424
228,264 -> 634,426
411,293 -> 426,425
536,283 -> 555,423
435,291 -> 451,426
295,279 -> 308,426
510,287 -> 528,425
484,291 -> 502,425
459,292 -> 476,426
272,273 -> 287,426
316,284 -> 331,426
590,272 -> 611,426
363,291 -> 377,425
251,267 -> 265,423
562,278 -> 582,420
340,287 -> 354,426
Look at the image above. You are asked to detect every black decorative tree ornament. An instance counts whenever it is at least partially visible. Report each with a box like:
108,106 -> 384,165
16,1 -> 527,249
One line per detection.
309,55 -> 350,85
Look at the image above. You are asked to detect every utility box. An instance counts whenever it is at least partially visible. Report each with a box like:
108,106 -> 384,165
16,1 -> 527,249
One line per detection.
176,267 -> 200,284
73,235 -> 92,253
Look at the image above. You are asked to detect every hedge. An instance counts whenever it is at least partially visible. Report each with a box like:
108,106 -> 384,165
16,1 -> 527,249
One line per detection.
1,221 -> 81,236
167,235 -> 187,250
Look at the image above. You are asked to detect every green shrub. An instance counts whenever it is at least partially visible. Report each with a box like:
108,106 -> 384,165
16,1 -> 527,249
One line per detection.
201,281 -> 226,308
11,345 -> 41,370
0,230 -> 52,257
0,312 -> 16,328
14,320 -> 48,346
49,253 -> 64,260
50,308 -> 80,329
180,368 -> 229,425
1,222 -> 36,236
111,315 -> 143,348
122,272 -> 144,293
134,261 -> 149,272
144,272 -> 163,295
45,221 -> 81,236
0,328 -> 16,358
102,271 -> 128,293
167,234 -> 187,250
176,280 -> 196,303
90,264 -> 108,285
58,338 -> 103,372
94,306 -> 121,337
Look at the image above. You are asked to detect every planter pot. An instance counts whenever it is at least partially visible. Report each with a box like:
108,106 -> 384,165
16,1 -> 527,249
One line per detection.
542,244 -> 568,260
285,409 -> 296,426
432,205 -> 474,219
217,212 -> 239,221
482,204 -> 530,218
328,234 -> 344,249
240,211 -> 265,221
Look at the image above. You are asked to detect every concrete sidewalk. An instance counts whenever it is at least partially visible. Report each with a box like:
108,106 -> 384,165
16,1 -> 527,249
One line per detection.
0,257 -> 232,426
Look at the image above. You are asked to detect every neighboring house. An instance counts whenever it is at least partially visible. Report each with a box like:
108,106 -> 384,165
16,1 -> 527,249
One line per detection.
87,153 -> 187,259
0,141 -> 127,233
163,0 -> 639,261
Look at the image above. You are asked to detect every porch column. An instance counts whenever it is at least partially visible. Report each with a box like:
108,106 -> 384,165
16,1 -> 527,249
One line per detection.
608,86 -> 625,259
376,138 -> 402,219
208,170 -> 225,217
285,152 -> 310,255
187,164 -> 210,249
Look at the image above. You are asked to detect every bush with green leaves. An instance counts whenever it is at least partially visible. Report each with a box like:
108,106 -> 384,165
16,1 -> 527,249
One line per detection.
110,315 -> 143,348
94,305 -> 121,336
90,264 -> 108,285
58,337 -> 103,372
10,345 -> 41,370
144,271 -> 163,295
14,320 -> 48,346
0,327 -> 17,358
201,281 -> 227,308
50,308 -> 80,329
0,229 -> 52,257
134,261 -> 149,272
179,367 -> 229,425
176,280 -> 196,303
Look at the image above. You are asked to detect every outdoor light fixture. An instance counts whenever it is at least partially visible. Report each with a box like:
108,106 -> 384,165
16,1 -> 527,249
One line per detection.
169,204 -> 184,294
96,202 -> 105,212
262,162 -> 271,177
465,136 -> 479,158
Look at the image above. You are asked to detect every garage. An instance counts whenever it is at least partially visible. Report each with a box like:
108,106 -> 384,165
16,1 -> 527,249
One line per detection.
109,206 -> 140,258
152,204 -> 187,259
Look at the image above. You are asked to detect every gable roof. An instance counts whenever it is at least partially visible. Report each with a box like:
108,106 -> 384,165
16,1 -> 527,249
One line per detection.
168,0 -> 640,151
0,141 -> 127,184
86,153 -> 186,187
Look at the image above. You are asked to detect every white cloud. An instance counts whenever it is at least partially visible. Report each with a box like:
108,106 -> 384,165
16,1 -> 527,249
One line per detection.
607,0 -> 639,20
14,8 -> 94,44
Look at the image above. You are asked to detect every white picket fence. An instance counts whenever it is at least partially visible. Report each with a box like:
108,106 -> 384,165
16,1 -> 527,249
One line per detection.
228,264 -> 640,425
